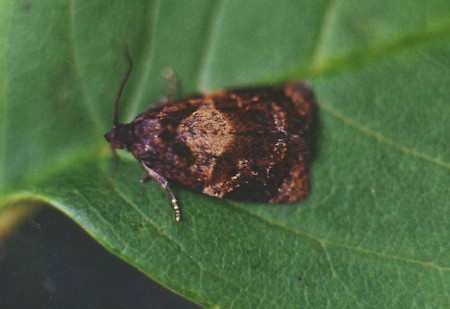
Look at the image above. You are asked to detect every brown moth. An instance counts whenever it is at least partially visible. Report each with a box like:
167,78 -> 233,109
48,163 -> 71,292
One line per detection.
105,52 -> 315,222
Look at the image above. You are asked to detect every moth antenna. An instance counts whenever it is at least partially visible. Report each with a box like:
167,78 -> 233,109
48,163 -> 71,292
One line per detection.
113,47 -> 133,126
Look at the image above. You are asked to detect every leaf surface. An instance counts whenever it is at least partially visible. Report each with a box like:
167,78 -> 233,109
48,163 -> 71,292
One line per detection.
1,0 -> 450,307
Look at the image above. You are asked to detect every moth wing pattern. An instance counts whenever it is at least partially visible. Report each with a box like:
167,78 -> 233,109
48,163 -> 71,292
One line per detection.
201,82 -> 313,203
267,82 -> 314,203
133,82 -> 314,204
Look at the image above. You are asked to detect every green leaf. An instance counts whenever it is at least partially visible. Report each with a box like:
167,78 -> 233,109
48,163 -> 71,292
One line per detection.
2,0 -> 450,307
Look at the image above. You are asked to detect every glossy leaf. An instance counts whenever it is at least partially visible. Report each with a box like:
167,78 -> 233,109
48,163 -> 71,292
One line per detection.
1,0 -> 450,307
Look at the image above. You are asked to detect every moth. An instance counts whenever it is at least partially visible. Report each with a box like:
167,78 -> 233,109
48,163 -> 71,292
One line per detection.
105,52 -> 315,221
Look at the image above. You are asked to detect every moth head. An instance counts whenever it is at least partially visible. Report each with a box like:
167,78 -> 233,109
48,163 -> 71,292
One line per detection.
104,124 -> 131,150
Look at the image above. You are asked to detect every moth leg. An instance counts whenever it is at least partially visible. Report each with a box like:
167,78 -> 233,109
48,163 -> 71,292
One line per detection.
156,68 -> 178,105
140,162 -> 181,222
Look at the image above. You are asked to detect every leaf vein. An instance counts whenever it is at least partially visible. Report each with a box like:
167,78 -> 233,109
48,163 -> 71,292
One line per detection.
126,0 -> 159,120
309,0 -> 340,71
319,101 -> 450,169
72,190 -> 124,246
321,242 -> 364,308
227,200 -> 450,272
107,177 -> 265,303
67,0 -> 104,134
